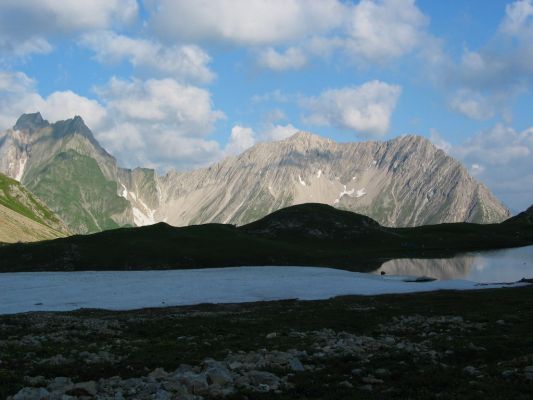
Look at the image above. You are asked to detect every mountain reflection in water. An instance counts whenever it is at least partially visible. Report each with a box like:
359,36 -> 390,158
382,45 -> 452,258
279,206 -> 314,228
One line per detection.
376,246 -> 533,283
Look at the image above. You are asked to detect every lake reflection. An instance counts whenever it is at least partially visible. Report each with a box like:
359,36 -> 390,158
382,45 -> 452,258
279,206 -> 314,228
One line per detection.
376,245 -> 533,283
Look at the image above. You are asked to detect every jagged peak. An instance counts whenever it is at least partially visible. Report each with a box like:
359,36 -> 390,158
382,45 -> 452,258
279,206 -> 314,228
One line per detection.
13,112 -> 49,133
51,115 -> 95,140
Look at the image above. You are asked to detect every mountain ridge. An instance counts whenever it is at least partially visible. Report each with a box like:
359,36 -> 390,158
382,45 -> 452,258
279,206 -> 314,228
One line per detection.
0,202 -> 530,272
0,113 -> 511,233
0,172 -> 70,243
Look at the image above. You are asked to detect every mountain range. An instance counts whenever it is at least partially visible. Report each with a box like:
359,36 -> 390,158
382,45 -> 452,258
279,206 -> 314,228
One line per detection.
0,112 -> 510,235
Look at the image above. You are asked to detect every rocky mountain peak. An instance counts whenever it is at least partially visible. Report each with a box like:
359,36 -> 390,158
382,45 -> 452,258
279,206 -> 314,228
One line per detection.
284,131 -> 332,146
13,112 -> 49,133
52,115 -> 92,138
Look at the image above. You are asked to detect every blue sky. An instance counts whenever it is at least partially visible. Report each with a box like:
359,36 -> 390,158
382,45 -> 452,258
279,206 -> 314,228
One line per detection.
0,0 -> 532,211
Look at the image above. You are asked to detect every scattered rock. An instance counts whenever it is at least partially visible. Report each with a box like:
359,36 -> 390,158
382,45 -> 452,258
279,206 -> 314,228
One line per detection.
12,387 -> 49,400
463,366 -> 482,377
338,380 -> 353,388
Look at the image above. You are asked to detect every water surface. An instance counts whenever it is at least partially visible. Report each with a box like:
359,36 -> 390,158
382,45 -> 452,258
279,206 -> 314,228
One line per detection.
0,266 -> 522,315
376,245 -> 533,283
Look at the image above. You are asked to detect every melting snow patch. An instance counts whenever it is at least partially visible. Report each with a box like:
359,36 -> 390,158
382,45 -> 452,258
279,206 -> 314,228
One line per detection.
355,188 -> 367,198
134,198 -> 156,226
298,175 -> 307,186
0,267 -> 527,314
132,207 -> 154,226
14,156 -> 27,182
334,185 -> 362,204
120,184 -> 128,199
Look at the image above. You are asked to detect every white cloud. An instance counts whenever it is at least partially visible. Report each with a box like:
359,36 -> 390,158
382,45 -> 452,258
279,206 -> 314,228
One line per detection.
96,77 -> 224,135
0,36 -> 52,59
224,122 -> 300,155
452,124 -> 533,211
0,0 -> 138,58
261,123 -> 299,141
146,0 -> 344,45
257,47 -> 307,71
0,0 -> 137,33
0,72 -> 226,171
94,77 -> 225,170
500,0 -> 533,36
343,0 -> 429,62
0,71 -> 106,131
225,125 -> 256,155
80,31 -> 215,84
145,0 -> 433,68
449,89 -> 494,120
301,81 -> 402,136
443,1 -> 533,118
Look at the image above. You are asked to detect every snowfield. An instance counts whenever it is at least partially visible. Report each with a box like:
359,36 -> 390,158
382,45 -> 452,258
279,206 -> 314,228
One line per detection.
0,266 -> 527,315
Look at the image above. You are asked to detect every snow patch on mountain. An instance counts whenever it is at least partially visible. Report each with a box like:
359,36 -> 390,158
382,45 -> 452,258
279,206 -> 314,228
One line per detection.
14,156 -> 27,182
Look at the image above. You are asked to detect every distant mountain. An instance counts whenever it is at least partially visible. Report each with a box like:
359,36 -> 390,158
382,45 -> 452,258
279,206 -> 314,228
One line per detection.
0,172 -> 70,243
158,132 -> 509,227
0,113 -> 510,233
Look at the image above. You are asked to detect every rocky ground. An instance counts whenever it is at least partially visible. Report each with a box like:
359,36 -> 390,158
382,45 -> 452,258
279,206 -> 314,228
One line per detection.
1,286 -> 533,399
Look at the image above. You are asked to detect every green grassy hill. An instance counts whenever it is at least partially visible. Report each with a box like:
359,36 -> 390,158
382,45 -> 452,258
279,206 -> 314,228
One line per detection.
0,203 -> 531,271
26,149 -> 130,233
0,173 -> 70,243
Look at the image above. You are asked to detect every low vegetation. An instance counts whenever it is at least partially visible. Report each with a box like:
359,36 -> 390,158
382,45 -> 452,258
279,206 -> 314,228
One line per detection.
1,203 -> 532,272
1,285 -> 532,399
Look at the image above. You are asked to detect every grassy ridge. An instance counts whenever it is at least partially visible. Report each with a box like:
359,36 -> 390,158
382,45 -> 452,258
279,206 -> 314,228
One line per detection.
0,173 -> 67,233
0,203 -> 531,272
26,150 -> 129,234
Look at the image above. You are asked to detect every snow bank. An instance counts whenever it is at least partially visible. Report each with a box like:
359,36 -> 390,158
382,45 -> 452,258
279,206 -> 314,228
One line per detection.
0,266 -> 526,315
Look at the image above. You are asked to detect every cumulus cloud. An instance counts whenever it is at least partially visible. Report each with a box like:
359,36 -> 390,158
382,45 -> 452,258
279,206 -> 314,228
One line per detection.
145,0 -> 434,68
301,81 -> 402,136
0,0 -> 138,58
0,71 -> 106,131
0,71 -> 227,171
95,77 -> 224,134
145,0 -> 343,45
343,0 -> 429,62
225,125 -> 256,155
80,31 -> 215,84
257,47 -> 307,71
261,123 -> 299,141
499,0 -> 533,35
94,77 -> 225,170
452,124 -> 533,211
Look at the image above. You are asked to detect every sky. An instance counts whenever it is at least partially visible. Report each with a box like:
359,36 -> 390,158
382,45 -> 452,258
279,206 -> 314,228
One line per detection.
0,0 -> 531,212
